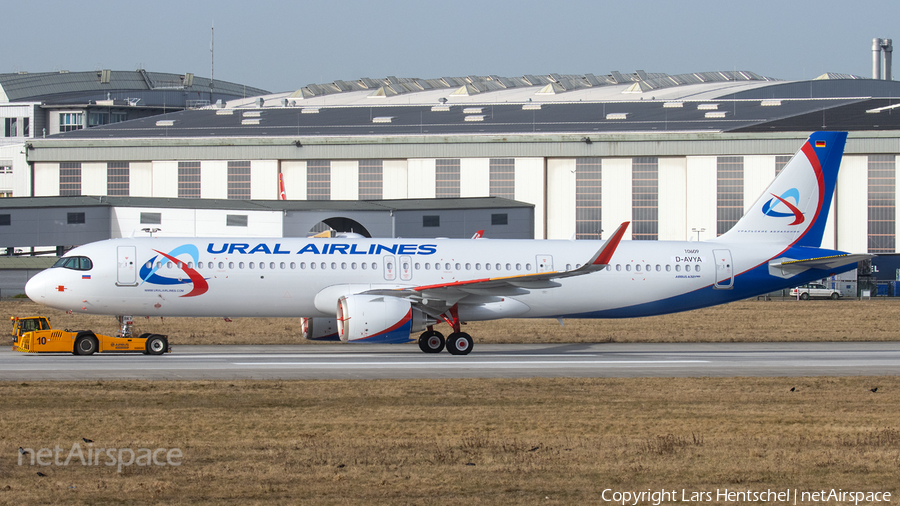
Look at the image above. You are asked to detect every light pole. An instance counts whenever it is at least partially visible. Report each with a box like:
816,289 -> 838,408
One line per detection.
691,227 -> 705,241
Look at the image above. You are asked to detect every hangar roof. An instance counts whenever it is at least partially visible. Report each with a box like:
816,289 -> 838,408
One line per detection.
0,196 -> 532,212
42,70 -> 900,137
0,70 -> 269,105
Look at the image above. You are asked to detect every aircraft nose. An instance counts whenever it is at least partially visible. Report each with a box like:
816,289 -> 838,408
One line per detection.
25,270 -> 51,302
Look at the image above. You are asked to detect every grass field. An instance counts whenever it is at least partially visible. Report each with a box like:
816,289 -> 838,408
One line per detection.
3,298 -> 898,504
4,297 -> 900,345
1,377 -> 898,505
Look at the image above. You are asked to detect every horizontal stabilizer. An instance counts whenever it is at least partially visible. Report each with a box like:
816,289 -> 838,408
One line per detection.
769,253 -> 871,276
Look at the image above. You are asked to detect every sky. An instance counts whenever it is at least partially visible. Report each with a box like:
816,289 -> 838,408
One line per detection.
5,0 -> 900,94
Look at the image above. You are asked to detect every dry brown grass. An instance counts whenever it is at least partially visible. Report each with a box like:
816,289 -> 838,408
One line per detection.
1,377 -> 898,505
4,297 -> 900,345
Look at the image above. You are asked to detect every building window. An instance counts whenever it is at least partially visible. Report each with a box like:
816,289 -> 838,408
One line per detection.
435,159 -> 460,198
59,162 -> 82,196
423,215 -> 440,227
88,113 -> 109,126
0,214 -> 9,226
489,158 -> 515,199
59,113 -> 83,132
227,161 -> 251,200
491,213 -> 508,226
868,155 -> 895,253
775,155 -> 792,176
107,162 -> 129,196
67,212 -> 85,224
632,157 -> 658,240
0,164 -> 11,174
575,158 -> 602,240
140,212 -> 161,225
227,215 -> 248,227
717,156 -> 744,236
358,160 -> 383,200
111,112 -> 128,123
4,118 -> 17,137
178,161 -> 201,199
307,161 -> 330,201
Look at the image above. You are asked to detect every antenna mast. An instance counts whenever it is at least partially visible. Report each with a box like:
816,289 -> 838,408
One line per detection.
210,22 -> 215,98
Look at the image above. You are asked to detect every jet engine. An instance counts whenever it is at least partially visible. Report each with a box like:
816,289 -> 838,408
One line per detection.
338,295 -> 434,343
301,317 -> 340,341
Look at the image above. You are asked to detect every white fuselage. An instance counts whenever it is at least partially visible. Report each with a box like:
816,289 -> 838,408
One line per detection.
25,236 -> 787,320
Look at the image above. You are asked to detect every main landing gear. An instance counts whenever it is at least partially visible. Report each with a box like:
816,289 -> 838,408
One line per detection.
416,305 -> 473,355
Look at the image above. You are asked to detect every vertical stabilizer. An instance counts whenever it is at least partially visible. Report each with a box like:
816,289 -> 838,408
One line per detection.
717,131 -> 847,248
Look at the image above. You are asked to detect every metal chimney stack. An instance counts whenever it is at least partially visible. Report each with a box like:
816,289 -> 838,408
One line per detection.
873,38 -> 883,79
884,39 -> 893,80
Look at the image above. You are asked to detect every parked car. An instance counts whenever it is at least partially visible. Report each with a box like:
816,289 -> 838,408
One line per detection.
790,283 -> 841,300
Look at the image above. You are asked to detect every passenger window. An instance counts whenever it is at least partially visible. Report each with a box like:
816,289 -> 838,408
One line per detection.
616,264 -> 622,271
146,261 -> 152,269
361,263 -> 367,270
425,263 -> 431,270
228,262 -> 234,269
476,263 -> 481,270
516,263 -> 521,271
249,262 -> 255,269
636,265 -> 642,272
496,263 -> 501,270
299,262 -> 305,269
675,265 -> 681,272
321,262 -> 326,270
455,263 -> 461,270
626,264 -> 632,271
666,265 -> 671,272
331,262 -> 336,269
311,263 -> 317,270
445,263 -> 451,270
352,262 -> 357,269
279,262 -> 285,269
415,263 -> 420,269
486,264 -> 491,271
270,262 -> 276,269
695,264 -> 700,272
656,265 -> 661,272
506,263 -> 511,270
372,263 -> 378,270
167,262 -> 173,269
466,263 -> 472,270
156,261 -> 162,269
290,262 -> 296,269
526,263 -> 532,271
566,264 -> 572,271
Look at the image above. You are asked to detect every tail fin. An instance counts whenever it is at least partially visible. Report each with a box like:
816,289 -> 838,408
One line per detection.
717,131 -> 847,247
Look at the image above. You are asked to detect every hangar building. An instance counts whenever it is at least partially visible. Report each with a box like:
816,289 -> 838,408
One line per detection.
7,69 -> 900,254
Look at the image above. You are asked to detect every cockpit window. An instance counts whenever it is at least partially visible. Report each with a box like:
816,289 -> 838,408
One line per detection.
52,256 -> 93,271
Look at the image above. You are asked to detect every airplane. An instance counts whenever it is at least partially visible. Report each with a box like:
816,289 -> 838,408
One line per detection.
25,131 -> 868,355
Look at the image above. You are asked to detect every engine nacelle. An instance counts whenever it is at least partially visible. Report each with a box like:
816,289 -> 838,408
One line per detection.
338,295 -> 416,343
301,317 -> 340,341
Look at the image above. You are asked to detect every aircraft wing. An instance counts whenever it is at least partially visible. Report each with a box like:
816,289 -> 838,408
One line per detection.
362,222 -> 629,311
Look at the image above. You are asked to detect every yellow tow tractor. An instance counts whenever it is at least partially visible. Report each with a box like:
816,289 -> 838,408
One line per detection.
11,316 -> 169,355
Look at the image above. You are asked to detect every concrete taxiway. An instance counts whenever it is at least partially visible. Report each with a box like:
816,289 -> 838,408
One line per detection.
2,342 -> 899,380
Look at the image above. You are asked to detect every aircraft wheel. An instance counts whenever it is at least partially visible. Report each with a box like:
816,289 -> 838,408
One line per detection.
418,330 -> 445,353
446,332 -> 473,355
800,293 -> 810,300
145,335 -> 168,356
831,292 -> 840,300
74,334 -> 98,356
